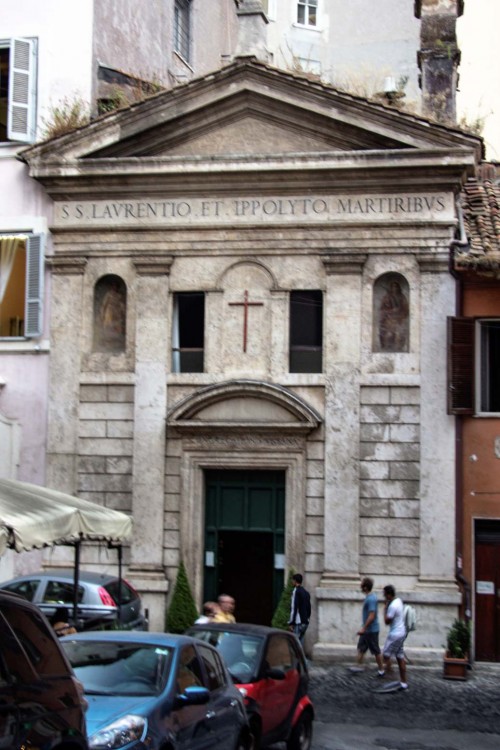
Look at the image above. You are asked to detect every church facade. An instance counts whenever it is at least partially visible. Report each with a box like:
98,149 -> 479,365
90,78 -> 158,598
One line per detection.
22,58 -> 481,658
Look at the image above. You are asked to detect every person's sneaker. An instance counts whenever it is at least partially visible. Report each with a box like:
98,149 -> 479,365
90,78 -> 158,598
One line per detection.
377,670 -> 385,678
399,682 -> 409,690
348,666 -> 365,673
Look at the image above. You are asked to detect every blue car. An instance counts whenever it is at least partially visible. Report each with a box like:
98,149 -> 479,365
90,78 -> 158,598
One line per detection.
62,631 -> 252,750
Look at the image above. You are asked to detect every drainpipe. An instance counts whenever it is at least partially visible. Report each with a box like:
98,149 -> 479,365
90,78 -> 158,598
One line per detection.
449,199 -> 472,623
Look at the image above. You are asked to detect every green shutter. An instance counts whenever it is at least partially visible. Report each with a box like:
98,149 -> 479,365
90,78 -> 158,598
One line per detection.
447,316 -> 474,414
24,234 -> 43,337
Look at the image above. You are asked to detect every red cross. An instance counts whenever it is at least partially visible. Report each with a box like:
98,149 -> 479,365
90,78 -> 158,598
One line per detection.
229,290 -> 264,353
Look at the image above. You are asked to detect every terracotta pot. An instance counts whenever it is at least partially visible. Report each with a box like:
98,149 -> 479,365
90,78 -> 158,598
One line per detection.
443,652 -> 469,680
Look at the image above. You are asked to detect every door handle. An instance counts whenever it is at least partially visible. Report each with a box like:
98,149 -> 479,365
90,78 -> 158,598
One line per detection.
205,710 -> 216,720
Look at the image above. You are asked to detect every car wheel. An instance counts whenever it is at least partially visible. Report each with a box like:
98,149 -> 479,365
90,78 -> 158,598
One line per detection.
286,712 -> 313,750
235,729 -> 255,750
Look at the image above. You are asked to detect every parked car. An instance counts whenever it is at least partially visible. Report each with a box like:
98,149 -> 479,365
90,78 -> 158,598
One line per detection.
186,623 -> 314,750
61,630 -> 252,750
0,568 -> 147,630
0,589 -> 88,749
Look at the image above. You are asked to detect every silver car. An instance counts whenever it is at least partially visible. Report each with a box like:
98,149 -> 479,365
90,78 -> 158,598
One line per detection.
0,569 -> 147,631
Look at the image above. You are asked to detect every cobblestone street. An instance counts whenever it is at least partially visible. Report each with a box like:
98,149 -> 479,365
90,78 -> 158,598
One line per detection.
309,662 -> 500,734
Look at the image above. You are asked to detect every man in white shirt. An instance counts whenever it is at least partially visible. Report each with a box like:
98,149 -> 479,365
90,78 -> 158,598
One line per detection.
381,584 -> 408,690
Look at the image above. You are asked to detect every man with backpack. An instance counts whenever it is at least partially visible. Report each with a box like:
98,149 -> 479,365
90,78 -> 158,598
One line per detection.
381,584 -> 408,690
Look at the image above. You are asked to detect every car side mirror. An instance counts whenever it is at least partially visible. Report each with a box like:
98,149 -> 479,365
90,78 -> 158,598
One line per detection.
265,667 -> 286,680
175,685 -> 210,708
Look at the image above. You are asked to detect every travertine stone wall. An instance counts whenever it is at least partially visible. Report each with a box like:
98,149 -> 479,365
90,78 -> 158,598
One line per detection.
359,385 -> 420,576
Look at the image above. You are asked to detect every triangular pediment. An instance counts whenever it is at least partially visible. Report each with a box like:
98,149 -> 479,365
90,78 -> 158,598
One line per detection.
22,58 -> 481,168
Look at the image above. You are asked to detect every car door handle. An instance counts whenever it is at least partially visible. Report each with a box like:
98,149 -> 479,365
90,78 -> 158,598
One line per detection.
205,710 -> 216,720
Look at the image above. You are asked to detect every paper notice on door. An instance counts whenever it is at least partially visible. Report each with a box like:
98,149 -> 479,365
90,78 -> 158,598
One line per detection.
476,580 -> 495,594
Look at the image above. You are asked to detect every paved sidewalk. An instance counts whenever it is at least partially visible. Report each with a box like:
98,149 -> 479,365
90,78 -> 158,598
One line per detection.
309,661 -> 500,734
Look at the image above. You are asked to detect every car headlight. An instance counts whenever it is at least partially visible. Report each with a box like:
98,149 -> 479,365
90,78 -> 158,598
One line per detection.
89,715 -> 147,749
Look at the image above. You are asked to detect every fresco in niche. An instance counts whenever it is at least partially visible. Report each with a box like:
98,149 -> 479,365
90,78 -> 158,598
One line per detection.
373,273 -> 409,352
93,274 -> 127,352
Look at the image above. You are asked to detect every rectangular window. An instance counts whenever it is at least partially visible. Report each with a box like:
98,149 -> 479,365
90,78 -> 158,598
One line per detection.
0,38 -> 37,143
173,0 -> 192,62
172,292 -> 204,373
479,320 -> 500,413
297,0 -> 317,26
289,290 -> 322,373
0,234 -> 43,338
447,317 -> 500,415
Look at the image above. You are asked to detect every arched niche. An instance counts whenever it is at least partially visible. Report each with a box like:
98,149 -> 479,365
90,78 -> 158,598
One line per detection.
93,274 -> 127,352
373,272 -> 410,353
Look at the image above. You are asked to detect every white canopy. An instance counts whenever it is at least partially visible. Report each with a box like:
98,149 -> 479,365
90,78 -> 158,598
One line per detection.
0,478 -> 132,555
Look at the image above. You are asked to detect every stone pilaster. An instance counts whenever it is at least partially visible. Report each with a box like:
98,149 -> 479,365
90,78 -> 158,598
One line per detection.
129,257 -> 173,629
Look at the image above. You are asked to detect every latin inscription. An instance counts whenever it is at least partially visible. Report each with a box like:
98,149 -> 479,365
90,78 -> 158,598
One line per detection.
55,193 -> 450,227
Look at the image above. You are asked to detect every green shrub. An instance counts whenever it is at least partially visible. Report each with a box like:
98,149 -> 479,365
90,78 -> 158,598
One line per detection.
271,568 -> 296,629
446,618 -> 471,658
165,561 -> 199,633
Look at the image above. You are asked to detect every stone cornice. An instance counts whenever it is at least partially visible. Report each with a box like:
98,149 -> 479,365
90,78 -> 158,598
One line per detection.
46,256 -> 87,275
322,253 -> 367,275
133,256 -> 174,275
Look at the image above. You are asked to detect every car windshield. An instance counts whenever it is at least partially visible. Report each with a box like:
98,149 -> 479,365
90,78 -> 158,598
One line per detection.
191,630 -> 263,683
63,640 -> 171,696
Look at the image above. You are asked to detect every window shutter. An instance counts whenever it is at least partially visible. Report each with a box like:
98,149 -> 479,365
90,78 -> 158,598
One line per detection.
8,38 -> 36,143
24,234 -> 44,337
447,316 -> 474,414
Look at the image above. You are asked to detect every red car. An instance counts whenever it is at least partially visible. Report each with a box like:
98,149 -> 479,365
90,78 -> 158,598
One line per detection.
186,622 -> 313,750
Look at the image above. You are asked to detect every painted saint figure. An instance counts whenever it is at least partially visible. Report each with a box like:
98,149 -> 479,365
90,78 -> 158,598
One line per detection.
93,275 -> 126,352
378,280 -> 409,352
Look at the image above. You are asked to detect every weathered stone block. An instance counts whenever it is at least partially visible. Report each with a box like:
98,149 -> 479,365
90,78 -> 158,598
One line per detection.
107,420 -> 134,438
360,386 -> 390,404
390,387 -> 420,405
390,537 -> 420,556
105,493 -> 132,511
306,478 -> 324,497
305,535 -> 324,553
164,530 -> 180,549
79,420 -> 106,438
78,456 -> 106,473
360,536 -> 389,555
163,549 -> 180,567
359,498 -> 390,517
390,424 -> 420,443
165,493 -> 180,512
304,553 -> 324,572
164,511 -> 180,530
389,499 -> 420,518
307,460 -> 324,479
360,442 -> 420,461
306,497 -> 324,516
306,516 -> 324,535
360,479 -> 419,499
360,423 -> 390,442
80,385 -> 107,402
360,404 -> 402,423
79,438 -> 133,456
360,554 -> 419,575
108,385 -> 134,402
78,491 -> 105,505
106,456 -> 133,474
165,474 -> 181,494
80,402 -> 134,420
359,517 -> 419,537
390,461 -> 420,480
360,461 -> 390,480
306,441 -> 324,460
79,473 -> 132,492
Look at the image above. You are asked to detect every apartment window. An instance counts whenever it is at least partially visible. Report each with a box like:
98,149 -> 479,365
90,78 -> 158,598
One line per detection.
0,234 -> 43,338
448,317 -> 500,415
172,292 -> 204,373
289,290 -> 322,373
174,0 -> 192,62
0,38 -> 37,143
297,0 -> 317,27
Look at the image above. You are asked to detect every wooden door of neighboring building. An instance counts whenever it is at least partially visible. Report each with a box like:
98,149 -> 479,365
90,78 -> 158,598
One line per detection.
475,520 -> 500,661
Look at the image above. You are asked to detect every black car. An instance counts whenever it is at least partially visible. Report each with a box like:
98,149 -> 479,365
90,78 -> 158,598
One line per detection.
0,568 -> 147,630
0,589 -> 88,749
187,623 -> 314,750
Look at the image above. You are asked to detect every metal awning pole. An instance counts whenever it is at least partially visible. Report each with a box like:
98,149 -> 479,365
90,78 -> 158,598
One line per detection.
73,538 -> 81,626
117,544 -> 123,625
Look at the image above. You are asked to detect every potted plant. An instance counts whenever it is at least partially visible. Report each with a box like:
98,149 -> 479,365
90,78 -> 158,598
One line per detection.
443,618 -> 471,680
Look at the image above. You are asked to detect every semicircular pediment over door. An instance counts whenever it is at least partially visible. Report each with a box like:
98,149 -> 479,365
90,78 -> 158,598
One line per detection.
167,379 -> 322,436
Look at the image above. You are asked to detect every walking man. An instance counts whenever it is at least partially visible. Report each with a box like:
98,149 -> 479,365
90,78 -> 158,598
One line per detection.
213,594 -> 236,623
288,573 -> 311,643
382,584 -> 408,690
352,577 -> 385,676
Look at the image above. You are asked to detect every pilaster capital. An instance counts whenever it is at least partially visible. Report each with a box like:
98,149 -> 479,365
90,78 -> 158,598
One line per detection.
47,256 -> 87,275
133,256 -> 174,276
322,253 -> 367,275
416,252 -> 449,273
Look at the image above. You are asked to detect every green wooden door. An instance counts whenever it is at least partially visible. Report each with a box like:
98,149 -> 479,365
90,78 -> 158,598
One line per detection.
204,470 -> 285,625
